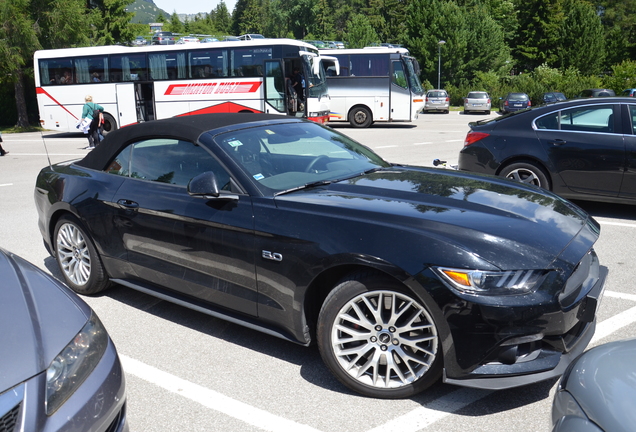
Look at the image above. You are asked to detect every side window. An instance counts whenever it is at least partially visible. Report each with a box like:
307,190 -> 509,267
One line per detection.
560,105 -> 615,133
536,112 -> 560,130
391,61 -> 407,89
105,139 -> 231,188
629,105 -> 636,134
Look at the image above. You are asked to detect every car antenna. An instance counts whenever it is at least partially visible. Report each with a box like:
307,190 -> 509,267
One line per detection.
40,130 -> 54,171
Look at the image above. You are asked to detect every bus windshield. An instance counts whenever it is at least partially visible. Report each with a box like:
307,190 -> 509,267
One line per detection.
404,56 -> 424,95
302,54 -> 328,100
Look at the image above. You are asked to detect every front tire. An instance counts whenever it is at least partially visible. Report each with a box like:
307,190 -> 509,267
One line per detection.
317,272 -> 442,398
54,215 -> 111,295
500,161 -> 551,190
349,106 -> 372,128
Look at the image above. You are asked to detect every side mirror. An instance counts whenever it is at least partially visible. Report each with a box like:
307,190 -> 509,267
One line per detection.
188,171 -> 220,198
187,171 -> 238,201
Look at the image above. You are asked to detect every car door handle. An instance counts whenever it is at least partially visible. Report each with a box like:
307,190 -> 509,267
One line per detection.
117,199 -> 139,209
549,139 -> 567,146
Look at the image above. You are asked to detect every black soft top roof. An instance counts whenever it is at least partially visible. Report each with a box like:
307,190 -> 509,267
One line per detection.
76,113 -> 299,170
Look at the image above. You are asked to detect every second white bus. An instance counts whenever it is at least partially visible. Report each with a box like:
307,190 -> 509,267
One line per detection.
34,39 -> 333,134
319,47 -> 425,128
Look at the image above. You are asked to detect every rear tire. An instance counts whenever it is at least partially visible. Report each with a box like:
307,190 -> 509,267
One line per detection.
54,215 -> 111,295
500,161 -> 551,190
101,113 -> 117,136
317,272 -> 442,398
349,106 -> 372,128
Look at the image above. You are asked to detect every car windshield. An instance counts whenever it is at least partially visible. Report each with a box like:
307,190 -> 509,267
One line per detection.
508,94 -> 529,101
214,122 -> 391,195
428,91 -> 447,98
468,93 -> 487,99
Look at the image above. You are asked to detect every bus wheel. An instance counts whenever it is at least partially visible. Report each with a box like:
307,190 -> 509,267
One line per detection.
349,106 -> 372,128
101,113 -> 117,136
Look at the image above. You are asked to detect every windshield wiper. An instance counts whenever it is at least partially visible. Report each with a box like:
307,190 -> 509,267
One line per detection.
274,179 -> 334,196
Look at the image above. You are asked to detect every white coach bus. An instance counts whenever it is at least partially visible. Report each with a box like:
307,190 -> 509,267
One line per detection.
34,39 -> 333,134
319,47 -> 425,128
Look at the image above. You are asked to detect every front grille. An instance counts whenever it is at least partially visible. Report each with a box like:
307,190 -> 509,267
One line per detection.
0,384 -> 24,432
105,402 -> 126,432
0,404 -> 20,432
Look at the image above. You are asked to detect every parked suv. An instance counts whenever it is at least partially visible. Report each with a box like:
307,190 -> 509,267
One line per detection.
463,91 -> 491,114
151,31 -> 175,45
424,89 -> 450,113
621,89 -> 636,97
500,92 -> 531,113
579,88 -> 616,97
542,92 -> 567,103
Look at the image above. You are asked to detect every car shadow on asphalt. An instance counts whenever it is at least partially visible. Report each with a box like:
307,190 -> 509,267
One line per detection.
328,123 -> 418,129
572,200 -> 636,221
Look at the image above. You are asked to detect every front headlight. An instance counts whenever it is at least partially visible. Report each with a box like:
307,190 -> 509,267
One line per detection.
435,267 -> 549,295
46,312 -> 108,415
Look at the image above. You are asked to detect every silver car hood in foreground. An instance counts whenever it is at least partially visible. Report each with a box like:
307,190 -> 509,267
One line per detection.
0,249 -> 91,392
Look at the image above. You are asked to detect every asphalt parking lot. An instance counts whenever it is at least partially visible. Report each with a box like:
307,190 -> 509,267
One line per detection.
1,111 -> 635,432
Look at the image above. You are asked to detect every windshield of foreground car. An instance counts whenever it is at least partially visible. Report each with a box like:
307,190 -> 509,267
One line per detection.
215,122 -> 391,195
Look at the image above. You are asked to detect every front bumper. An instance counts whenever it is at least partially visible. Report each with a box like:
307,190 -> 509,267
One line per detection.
442,263 -> 607,390
5,338 -> 128,432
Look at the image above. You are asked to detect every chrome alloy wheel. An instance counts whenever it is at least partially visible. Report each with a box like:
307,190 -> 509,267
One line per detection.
56,222 -> 91,286
505,168 -> 541,186
330,290 -> 439,389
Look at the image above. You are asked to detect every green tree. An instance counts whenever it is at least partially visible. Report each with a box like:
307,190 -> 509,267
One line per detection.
343,13 -> 379,48
604,60 -> 636,93
555,0 -> 604,75
0,0 -> 41,127
91,0 -> 135,45
168,12 -> 184,34
232,0 -> 266,35
212,1 -> 232,34
597,0 -> 636,68
512,0 -> 560,71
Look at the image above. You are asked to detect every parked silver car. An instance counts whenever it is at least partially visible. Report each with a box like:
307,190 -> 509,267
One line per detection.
552,338 -> 636,432
463,91 -> 491,114
0,248 -> 127,431
424,89 -> 450,113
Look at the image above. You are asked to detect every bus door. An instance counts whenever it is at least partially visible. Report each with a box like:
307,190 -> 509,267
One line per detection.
390,59 -> 411,121
115,84 -> 138,127
264,60 -> 293,116
135,83 -> 155,123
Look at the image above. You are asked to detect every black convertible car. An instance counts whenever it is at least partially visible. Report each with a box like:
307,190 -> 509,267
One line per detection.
35,113 -> 606,399
459,97 -> 636,204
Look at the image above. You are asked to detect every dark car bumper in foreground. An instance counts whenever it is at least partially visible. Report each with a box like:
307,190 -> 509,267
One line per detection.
3,339 -> 127,432
441,254 -> 607,389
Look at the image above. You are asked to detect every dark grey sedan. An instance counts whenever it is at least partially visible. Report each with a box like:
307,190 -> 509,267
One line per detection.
459,97 -> 636,205
552,338 -> 636,432
0,248 -> 127,431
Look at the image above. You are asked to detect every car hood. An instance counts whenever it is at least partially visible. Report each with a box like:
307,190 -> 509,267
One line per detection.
562,338 -> 636,432
280,166 -> 598,270
0,249 -> 90,392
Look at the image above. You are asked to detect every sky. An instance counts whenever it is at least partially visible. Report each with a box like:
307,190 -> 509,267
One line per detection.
151,0 -> 237,16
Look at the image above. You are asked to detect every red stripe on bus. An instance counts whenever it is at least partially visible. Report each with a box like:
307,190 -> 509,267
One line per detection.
36,87 -> 79,120
176,102 -> 261,116
164,82 -> 262,96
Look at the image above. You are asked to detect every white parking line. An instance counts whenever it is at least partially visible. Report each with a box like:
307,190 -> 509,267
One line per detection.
591,304 -> 636,344
365,388 -> 493,432
120,355 -> 323,432
0,184 -> 13,187
121,289 -> 636,432
597,220 -> 636,228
